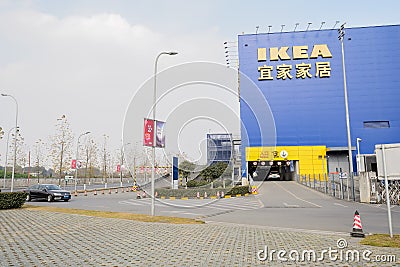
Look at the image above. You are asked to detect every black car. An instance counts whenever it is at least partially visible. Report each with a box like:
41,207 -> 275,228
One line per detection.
24,184 -> 71,202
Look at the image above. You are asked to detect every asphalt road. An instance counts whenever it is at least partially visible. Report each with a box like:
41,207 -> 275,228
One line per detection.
208,181 -> 400,235
26,181 -> 400,235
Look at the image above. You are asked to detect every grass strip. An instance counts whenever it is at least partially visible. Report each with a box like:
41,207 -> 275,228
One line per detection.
23,205 -> 204,224
360,234 -> 400,248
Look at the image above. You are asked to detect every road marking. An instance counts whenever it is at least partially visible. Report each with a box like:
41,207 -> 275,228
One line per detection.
119,197 -> 262,211
159,210 -> 201,216
334,203 -> 348,208
283,202 -> 300,208
274,182 -> 322,208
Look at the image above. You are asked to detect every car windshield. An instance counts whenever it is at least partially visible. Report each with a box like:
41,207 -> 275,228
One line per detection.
45,185 -> 61,190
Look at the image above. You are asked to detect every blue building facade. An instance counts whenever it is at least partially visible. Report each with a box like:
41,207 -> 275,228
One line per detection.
239,25 -> 400,178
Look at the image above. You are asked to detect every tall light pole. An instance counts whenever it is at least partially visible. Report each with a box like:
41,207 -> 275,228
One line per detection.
356,138 -> 362,174
151,51 -> 178,216
103,134 -> 109,184
120,142 -> 131,187
1,93 -> 18,192
75,131 -> 90,193
338,23 -> 355,200
3,127 -> 19,189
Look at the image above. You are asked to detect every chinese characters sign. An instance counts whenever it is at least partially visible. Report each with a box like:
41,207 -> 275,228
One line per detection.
257,44 -> 332,81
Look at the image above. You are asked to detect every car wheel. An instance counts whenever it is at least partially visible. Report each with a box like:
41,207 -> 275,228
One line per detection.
47,195 -> 53,202
63,199 -> 69,202
26,194 -> 31,202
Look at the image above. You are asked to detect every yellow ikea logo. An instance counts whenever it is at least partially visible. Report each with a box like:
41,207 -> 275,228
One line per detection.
257,44 -> 332,61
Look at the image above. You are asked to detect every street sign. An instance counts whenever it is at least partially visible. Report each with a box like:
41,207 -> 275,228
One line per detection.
339,172 -> 348,179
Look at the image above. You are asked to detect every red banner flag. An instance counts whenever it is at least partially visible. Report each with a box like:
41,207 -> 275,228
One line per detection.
143,118 -> 155,147
71,159 -> 76,169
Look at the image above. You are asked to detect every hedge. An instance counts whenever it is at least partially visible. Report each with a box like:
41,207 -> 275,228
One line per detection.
186,180 -> 209,188
0,192 -> 28,209
227,186 -> 250,196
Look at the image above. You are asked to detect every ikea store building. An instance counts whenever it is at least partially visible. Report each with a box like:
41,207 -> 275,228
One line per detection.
239,24 -> 400,181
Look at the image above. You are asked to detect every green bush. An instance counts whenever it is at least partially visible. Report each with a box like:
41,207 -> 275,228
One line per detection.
227,186 -> 250,196
0,192 -> 28,209
186,180 -> 210,188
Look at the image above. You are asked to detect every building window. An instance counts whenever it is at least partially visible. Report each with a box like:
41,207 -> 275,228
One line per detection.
363,121 -> 390,129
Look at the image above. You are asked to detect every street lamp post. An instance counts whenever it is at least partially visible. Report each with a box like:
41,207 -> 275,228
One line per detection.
338,24 -> 355,201
120,142 -> 131,187
356,138 -> 362,174
75,131 -> 90,193
1,93 -> 18,192
151,51 -> 178,216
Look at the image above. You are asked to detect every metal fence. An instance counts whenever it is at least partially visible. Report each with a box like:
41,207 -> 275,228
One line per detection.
378,180 -> 400,205
296,174 -> 360,202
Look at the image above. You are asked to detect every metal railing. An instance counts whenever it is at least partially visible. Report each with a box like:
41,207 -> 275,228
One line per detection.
296,173 -> 360,202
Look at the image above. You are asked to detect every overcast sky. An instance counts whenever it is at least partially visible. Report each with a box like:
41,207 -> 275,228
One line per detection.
1,0 -> 399,166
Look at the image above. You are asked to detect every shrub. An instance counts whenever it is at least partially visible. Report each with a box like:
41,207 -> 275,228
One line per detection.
0,192 -> 28,209
186,180 -> 209,188
227,186 -> 250,196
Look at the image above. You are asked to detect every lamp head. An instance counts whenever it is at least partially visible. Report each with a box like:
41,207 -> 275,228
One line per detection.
1,93 -> 8,96
357,138 -> 362,142
168,52 -> 178,55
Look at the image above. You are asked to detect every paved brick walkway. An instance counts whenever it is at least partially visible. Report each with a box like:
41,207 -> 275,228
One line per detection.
0,209 -> 398,266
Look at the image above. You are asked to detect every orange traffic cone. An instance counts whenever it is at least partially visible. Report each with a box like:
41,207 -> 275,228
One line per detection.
155,191 -> 158,198
115,188 -> 118,194
74,191 -> 78,197
109,188 -> 112,194
350,210 -> 365,238
101,189 -> 105,195
94,189 -> 97,196
204,192 -> 207,198
216,191 -> 220,198
84,190 -> 87,196
196,192 -> 200,198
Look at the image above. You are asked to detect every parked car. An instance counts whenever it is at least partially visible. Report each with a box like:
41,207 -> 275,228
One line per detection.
24,184 -> 71,202
268,166 -> 281,180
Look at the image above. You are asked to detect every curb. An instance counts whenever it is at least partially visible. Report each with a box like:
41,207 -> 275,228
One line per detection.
72,188 -> 252,200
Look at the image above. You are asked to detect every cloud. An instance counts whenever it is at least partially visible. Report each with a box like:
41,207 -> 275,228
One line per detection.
0,7 -> 226,163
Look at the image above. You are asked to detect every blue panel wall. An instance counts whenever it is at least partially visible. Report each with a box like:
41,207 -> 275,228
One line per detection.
239,25 -> 400,171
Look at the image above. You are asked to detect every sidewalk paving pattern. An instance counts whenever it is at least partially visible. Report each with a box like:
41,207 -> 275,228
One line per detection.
0,209 -> 399,266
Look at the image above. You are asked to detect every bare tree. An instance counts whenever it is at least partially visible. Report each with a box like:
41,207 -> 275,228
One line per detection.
8,129 -> 25,174
33,139 -> 46,181
80,136 -> 98,183
50,115 -> 74,184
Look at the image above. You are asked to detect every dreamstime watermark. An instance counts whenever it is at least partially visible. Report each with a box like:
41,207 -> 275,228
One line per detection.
257,238 -> 397,263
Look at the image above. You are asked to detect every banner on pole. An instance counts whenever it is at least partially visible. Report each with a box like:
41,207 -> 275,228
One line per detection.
71,159 -> 76,169
156,121 -> 166,148
143,118 -> 155,146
